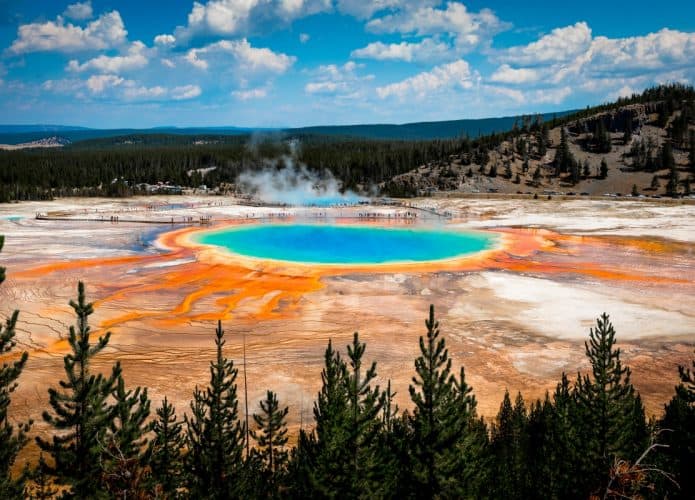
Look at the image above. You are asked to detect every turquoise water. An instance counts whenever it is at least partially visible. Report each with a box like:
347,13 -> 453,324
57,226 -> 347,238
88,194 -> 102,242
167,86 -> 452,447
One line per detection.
196,224 -> 496,264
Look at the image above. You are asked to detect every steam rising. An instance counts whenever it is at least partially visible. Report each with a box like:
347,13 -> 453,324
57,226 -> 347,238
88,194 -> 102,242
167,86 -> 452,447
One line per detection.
237,157 -> 365,206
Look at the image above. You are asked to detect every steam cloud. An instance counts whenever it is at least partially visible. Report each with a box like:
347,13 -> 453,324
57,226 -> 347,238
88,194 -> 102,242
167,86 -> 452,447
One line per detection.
237,157 -> 366,206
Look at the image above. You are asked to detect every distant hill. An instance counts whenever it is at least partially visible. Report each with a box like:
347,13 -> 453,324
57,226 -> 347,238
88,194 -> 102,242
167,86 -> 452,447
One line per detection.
0,127 -> 257,146
0,124 -> 89,133
0,112 -> 577,145
285,112 -> 577,140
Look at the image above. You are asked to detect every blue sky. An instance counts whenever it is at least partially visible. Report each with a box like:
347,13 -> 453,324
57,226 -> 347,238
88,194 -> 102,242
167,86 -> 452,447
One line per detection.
0,0 -> 694,128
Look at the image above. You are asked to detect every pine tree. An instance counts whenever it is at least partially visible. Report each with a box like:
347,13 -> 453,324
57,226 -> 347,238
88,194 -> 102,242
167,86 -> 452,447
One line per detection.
655,351 -> 695,499
408,305 -> 476,497
185,320 -> 245,499
447,367 -> 489,498
36,282 -> 121,499
651,175 -> 660,190
600,158 -> 609,179
343,332 -> 385,495
147,397 -> 185,498
102,376 -> 151,497
251,390 -> 289,497
594,120 -> 612,153
25,454 -> 57,500
301,339 -> 350,495
490,391 -> 530,499
0,235 -> 31,498
575,313 -> 647,497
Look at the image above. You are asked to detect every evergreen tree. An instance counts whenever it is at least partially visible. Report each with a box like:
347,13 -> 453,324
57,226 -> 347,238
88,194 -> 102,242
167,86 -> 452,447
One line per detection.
655,351 -> 695,499
147,397 -> 185,499
574,313 -> 648,497
490,391 -> 530,499
666,162 -> 680,197
532,166 -> 541,182
661,141 -> 675,171
408,305 -> 478,497
36,282 -> 121,499
25,454 -> 57,500
343,332 -> 385,496
0,235 -> 31,498
594,120 -> 612,153
689,130 -> 695,174
583,159 -> 591,179
303,339 -> 350,496
651,175 -> 660,190
102,376 -> 151,498
623,119 -> 633,145
537,124 -> 548,157
185,320 -> 245,499
251,390 -> 289,497
631,184 -> 639,197
554,127 -> 576,176
599,158 -> 609,179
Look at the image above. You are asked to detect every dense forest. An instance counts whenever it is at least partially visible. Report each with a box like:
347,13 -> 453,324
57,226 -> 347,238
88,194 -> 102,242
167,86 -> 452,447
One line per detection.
0,238 -> 693,499
2,84 -> 693,202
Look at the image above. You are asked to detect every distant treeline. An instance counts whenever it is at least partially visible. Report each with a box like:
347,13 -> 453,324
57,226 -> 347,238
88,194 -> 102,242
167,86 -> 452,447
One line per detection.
0,236 -> 693,498
1,84 -> 694,202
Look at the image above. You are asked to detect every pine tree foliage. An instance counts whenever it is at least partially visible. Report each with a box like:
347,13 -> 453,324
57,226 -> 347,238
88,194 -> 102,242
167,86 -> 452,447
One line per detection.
184,320 -> 245,499
0,235 -> 31,498
251,390 -> 289,496
36,282 -> 121,499
655,350 -> 695,499
575,313 -> 647,496
101,375 -> 151,497
300,339 -> 349,496
408,305 -> 479,497
25,454 -> 57,500
147,397 -> 185,498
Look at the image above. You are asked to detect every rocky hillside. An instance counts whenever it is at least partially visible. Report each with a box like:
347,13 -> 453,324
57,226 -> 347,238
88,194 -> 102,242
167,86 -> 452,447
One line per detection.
384,85 -> 695,198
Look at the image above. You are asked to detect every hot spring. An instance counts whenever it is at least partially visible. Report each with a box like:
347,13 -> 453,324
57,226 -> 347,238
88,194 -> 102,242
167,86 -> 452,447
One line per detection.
194,224 -> 497,265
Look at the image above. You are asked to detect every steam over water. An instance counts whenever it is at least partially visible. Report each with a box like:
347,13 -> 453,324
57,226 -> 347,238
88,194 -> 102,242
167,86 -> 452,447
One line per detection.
237,158 -> 365,206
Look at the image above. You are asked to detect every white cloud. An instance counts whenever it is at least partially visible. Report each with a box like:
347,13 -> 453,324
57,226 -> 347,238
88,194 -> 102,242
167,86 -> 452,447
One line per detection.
489,64 -> 539,84
589,29 -> 695,74
9,10 -> 127,54
47,74 -> 201,102
492,24 -> 695,100
232,87 -> 268,100
67,41 -> 149,73
336,0 -> 438,20
175,0 -> 331,41
161,58 -> 176,68
172,84 -> 202,100
498,22 -> 592,66
304,61 -> 373,96
305,81 -> 343,94
483,85 -> 572,106
299,33 -> 310,43
154,34 -> 176,46
376,59 -> 474,99
122,84 -> 167,99
351,38 -> 451,63
366,2 -> 508,50
184,39 -> 295,73
64,1 -> 93,21
86,74 -> 125,93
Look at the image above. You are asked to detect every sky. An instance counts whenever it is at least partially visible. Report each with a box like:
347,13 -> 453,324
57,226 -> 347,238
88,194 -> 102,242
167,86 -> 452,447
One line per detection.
0,0 -> 694,128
